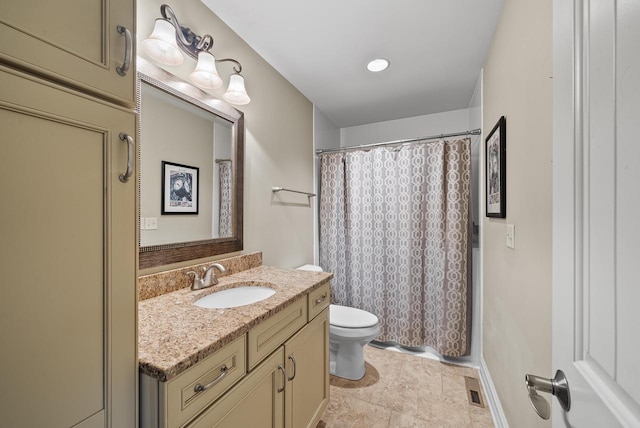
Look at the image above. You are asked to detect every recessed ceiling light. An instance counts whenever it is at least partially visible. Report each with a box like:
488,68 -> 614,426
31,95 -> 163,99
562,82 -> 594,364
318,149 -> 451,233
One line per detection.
367,58 -> 390,72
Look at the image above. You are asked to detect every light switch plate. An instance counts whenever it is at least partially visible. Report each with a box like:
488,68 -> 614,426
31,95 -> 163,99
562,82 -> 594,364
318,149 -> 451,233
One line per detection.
145,217 -> 158,230
506,224 -> 515,249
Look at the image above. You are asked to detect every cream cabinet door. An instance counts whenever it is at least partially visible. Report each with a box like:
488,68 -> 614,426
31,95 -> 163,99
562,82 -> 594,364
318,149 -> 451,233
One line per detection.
187,348 -> 285,428
0,66 -> 137,427
0,0 -> 135,106
284,308 -> 330,428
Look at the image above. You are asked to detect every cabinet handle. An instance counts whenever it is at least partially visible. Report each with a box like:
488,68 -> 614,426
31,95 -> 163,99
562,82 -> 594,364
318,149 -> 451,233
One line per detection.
314,293 -> 327,305
287,355 -> 297,381
277,365 -> 286,393
116,25 -> 132,76
118,132 -> 134,183
194,364 -> 228,393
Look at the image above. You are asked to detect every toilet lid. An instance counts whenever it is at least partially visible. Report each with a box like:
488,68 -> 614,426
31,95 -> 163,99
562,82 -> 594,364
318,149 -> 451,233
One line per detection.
330,304 -> 379,328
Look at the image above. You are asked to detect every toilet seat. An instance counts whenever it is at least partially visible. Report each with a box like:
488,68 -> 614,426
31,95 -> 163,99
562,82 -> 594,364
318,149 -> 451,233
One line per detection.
330,304 -> 378,328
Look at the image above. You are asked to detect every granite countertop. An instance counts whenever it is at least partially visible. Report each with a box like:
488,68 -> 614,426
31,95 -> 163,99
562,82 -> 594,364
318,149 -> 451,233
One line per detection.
138,265 -> 332,382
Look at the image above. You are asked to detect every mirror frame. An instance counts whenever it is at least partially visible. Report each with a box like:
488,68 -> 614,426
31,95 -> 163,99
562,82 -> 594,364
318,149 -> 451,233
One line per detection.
137,58 -> 244,269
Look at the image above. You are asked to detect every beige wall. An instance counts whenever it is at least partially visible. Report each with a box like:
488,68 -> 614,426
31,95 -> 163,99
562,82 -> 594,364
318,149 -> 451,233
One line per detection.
138,0 -> 314,269
482,0 -> 552,426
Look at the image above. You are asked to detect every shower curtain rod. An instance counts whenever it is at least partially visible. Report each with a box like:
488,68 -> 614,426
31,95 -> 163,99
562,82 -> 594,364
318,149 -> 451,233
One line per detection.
315,128 -> 481,155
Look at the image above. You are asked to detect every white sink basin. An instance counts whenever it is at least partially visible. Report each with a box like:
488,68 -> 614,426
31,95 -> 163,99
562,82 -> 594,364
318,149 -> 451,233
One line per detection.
194,286 -> 276,309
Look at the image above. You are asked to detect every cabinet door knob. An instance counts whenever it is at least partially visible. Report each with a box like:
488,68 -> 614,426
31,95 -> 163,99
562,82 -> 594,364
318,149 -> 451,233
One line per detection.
116,25 -> 132,76
118,133 -> 134,183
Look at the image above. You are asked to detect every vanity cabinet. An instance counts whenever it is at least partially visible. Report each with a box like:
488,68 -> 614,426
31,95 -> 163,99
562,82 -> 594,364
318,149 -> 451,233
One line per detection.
0,0 -> 136,106
0,65 -> 137,427
284,308 -> 330,428
186,347 -> 286,428
141,284 -> 330,428
185,309 -> 329,428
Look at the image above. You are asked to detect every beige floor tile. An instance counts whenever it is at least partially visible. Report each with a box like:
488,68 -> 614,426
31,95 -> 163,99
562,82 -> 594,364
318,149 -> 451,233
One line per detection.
470,409 -> 495,428
326,396 -> 392,428
400,360 -> 443,396
368,381 -> 419,415
441,372 -> 471,405
416,397 -> 473,428
389,411 -> 437,428
319,346 -> 494,428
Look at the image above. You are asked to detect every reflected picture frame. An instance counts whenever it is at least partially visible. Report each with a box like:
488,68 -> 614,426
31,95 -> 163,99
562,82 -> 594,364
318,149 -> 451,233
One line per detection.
485,116 -> 506,218
162,161 -> 199,215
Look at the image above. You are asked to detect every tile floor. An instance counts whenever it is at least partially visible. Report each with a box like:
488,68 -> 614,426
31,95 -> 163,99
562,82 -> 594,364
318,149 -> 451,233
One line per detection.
317,345 -> 494,428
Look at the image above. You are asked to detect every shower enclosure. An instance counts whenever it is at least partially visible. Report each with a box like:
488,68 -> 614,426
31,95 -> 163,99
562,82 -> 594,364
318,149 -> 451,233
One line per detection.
318,135 -> 473,357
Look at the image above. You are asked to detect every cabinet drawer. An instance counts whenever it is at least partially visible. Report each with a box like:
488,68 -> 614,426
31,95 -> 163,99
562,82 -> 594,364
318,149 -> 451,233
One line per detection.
308,282 -> 331,322
248,298 -> 307,370
165,335 -> 246,428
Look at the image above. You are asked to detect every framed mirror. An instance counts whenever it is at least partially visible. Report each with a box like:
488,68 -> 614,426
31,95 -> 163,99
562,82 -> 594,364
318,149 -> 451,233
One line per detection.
137,58 -> 243,269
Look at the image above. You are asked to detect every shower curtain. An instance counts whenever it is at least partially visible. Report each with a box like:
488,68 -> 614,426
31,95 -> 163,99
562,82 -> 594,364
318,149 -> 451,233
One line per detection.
218,160 -> 233,237
319,138 -> 471,357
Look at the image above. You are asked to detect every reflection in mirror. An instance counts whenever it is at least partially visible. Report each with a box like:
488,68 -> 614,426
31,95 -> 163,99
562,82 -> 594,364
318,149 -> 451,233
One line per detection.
138,58 -> 244,269
140,82 -> 233,244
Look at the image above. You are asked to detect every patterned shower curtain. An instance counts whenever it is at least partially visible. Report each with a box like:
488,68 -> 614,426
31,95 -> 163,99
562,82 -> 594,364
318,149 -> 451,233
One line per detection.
218,160 -> 233,237
319,139 -> 471,357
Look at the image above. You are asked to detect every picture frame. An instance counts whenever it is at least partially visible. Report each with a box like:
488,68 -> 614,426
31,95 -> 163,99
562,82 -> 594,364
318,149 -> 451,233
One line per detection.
485,116 -> 506,218
162,161 -> 199,215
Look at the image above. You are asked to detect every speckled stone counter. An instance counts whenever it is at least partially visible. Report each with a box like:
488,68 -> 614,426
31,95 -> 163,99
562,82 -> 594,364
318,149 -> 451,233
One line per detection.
138,265 -> 332,382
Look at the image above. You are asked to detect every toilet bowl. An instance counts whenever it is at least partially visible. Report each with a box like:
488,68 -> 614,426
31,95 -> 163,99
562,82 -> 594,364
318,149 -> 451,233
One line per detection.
296,265 -> 380,380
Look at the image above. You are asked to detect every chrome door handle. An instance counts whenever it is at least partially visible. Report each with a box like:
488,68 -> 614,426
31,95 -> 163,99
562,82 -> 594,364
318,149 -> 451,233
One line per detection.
194,364 -> 228,393
116,25 -> 132,76
277,364 -> 286,393
525,370 -> 571,419
287,354 -> 297,381
118,132 -> 134,183
314,293 -> 327,305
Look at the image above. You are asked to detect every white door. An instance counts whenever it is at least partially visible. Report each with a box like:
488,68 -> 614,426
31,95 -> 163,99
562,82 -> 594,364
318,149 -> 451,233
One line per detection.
550,0 -> 640,426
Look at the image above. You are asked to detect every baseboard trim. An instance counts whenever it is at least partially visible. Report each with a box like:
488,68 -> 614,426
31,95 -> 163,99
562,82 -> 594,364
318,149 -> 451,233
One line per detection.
479,357 -> 509,428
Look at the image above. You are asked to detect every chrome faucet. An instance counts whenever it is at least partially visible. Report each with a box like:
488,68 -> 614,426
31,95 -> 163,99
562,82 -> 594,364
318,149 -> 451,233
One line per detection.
203,263 -> 226,286
187,263 -> 226,290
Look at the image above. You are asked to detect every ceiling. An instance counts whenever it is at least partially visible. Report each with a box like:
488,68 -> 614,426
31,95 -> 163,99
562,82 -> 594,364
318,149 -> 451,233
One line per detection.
202,0 -> 504,128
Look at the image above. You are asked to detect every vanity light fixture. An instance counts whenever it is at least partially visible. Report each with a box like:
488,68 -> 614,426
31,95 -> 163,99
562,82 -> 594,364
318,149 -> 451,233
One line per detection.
142,4 -> 251,105
366,58 -> 390,72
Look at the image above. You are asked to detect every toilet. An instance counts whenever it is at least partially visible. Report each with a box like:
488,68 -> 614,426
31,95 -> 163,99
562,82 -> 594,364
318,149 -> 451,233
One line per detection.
296,264 -> 380,380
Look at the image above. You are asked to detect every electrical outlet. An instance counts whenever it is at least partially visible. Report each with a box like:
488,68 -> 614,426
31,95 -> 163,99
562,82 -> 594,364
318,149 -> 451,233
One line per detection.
506,224 -> 515,249
145,217 -> 158,230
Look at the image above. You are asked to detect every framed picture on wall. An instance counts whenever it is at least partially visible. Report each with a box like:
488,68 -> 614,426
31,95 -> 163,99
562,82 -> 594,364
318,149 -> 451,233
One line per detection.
485,116 -> 506,218
162,161 -> 199,214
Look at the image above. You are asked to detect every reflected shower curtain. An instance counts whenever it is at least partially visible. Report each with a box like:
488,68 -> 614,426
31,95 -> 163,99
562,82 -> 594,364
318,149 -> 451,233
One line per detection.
218,160 -> 233,237
319,139 -> 471,357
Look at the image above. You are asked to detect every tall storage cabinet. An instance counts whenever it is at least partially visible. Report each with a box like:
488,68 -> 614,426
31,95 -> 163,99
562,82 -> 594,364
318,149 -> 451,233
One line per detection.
0,1 -> 137,427
0,0 -> 135,105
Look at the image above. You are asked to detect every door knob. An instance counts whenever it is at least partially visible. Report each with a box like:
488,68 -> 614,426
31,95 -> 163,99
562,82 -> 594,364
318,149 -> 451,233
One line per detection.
525,370 -> 571,419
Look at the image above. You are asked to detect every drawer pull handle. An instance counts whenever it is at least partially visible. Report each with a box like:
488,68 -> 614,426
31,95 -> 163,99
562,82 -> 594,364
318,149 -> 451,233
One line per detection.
314,294 -> 327,305
116,25 -> 132,76
287,354 -> 297,381
118,132 -> 134,183
277,365 -> 286,393
194,364 -> 228,393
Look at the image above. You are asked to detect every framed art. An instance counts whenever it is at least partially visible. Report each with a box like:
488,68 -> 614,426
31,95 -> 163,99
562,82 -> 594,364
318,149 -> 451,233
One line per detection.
485,116 -> 506,218
161,161 -> 199,214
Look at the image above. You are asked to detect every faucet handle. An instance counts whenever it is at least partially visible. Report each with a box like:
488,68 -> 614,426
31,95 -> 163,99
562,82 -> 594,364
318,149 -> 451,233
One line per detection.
187,271 -> 204,290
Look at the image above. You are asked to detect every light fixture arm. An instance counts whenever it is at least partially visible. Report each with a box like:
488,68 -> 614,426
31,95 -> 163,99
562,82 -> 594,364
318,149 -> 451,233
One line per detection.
159,4 -> 215,60
215,58 -> 242,74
